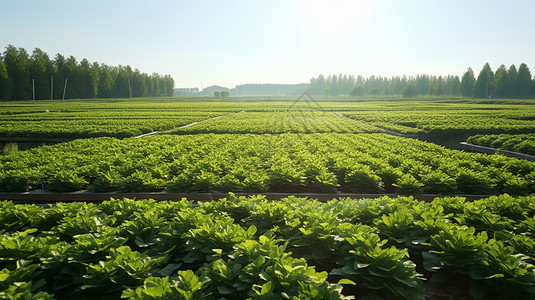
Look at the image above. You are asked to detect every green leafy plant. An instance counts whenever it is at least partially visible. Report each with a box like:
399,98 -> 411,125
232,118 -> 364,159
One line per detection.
78,246 -> 166,297
122,270 -> 209,300
0,260 -> 53,300
46,170 -> 88,192
394,174 -> 423,195
332,225 -> 427,300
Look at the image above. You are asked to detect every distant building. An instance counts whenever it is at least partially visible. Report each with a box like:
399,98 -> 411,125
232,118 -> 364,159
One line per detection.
175,88 -> 200,96
232,83 -> 309,96
201,85 -> 230,96
175,83 -> 311,97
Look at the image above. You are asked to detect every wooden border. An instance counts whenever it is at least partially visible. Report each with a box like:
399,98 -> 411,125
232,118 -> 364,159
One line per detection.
459,142 -> 535,161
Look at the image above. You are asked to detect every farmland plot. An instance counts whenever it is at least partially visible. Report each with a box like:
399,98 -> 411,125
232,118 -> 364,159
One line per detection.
1,133 -> 534,195
2,194 -> 535,299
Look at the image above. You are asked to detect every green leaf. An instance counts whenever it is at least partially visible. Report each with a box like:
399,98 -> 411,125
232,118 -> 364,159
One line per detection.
337,278 -> 357,285
247,225 -> 257,238
260,281 -> 273,295
157,263 -> 181,277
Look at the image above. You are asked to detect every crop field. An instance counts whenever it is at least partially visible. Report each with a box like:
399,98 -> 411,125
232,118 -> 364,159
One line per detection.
1,133 -> 535,195
340,101 -> 535,137
0,99 -> 246,138
467,134 -> 535,156
2,97 -> 535,299
172,111 -> 382,134
2,194 -> 535,299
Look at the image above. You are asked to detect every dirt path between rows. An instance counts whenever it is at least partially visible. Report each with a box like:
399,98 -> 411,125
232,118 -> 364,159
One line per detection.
134,110 -> 246,138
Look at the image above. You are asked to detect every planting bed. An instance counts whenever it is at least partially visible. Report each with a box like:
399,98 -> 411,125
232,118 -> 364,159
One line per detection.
2,194 -> 535,299
2,133 -> 535,195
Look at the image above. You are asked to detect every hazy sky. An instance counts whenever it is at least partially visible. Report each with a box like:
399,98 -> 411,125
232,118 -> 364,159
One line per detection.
2,0 -> 534,89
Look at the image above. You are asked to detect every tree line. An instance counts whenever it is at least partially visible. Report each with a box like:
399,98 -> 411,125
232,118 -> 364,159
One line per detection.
0,45 -> 175,100
309,63 -> 534,98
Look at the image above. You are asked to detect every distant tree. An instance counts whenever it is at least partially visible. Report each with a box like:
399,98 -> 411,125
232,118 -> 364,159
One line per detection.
402,84 -> 417,97
474,63 -> 493,98
29,48 -> 54,100
415,75 -> 429,95
53,53 -> 67,99
214,91 -> 221,97
492,64 -> 508,98
431,76 -> 444,96
309,74 -> 326,95
98,64 -> 114,98
165,75 -> 175,96
517,63 -> 532,97
460,68 -> 476,97
220,90 -> 229,97
444,75 -> 460,96
89,62 -> 100,98
114,65 -> 133,98
329,74 -> 340,96
64,56 -> 82,98
390,76 -> 405,95
349,85 -> 364,97
0,58 -> 12,99
369,88 -> 380,96
3,45 -> 31,100
1,45 -> 175,100
79,59 -> 92,98
131,69 -> 146,97
507,64 -> 518,97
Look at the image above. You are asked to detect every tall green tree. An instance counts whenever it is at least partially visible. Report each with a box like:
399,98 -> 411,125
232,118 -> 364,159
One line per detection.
517,63 -> 533,97
445,75 -> 460,96
460,68 -> 476,97
474,63 -> 493,98
64,56 -> 80,99
390,76 -> 405,95
0,57 -> 12,99
98,64 -> 114,98
492,64 -> 508,98
3,45 -> 31,100
416,75 -> 429,95
89,62 -> 100,98
164,74 -> 175,96
431,76 -> 444,96
30,48 -> 55,100
53,54 -> 67,99
507,64 -> 518,98
1,45 -> 175,100
131,69 -> 146,97
78,59 -> 92,98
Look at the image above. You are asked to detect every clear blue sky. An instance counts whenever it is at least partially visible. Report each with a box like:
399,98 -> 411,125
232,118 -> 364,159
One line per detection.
1,0 -> 534,89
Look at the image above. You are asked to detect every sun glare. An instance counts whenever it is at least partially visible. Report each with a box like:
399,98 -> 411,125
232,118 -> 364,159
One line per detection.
300,0 -> 370,37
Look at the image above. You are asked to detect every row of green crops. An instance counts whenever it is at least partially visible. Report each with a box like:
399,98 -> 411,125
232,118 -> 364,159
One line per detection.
341,102 -> 535,136
467,134 -> 535,156
2,133 -> 535,194
0,99 -> 273,138
3,99 -> 534,138
2,194 -> 535,299
171,111 -> 382,134
0,106 -> 233,138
